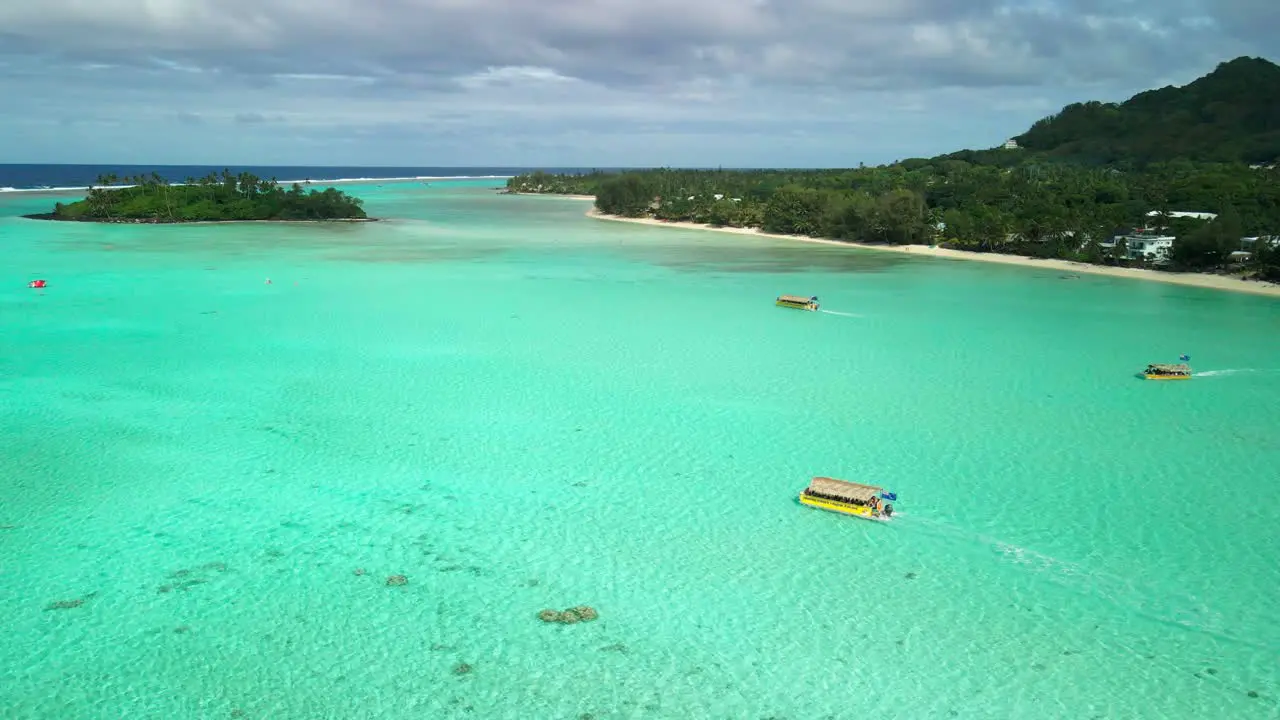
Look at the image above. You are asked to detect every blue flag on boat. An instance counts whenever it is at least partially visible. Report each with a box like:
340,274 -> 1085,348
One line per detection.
880,492 -> 897,501
1180,354 -> 1191,362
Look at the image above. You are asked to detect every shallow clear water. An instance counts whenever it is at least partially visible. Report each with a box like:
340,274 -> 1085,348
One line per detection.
2,181 -> 1278,719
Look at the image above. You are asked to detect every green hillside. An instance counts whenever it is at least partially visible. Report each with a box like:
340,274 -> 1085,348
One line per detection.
1014,56 -> 1280,166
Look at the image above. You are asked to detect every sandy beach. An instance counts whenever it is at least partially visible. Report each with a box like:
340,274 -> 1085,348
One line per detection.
508,191 -> 596,201
581,208 -> 1280,298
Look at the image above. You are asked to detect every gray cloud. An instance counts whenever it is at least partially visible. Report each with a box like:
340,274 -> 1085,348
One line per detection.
0,1 -> 1275,165
1210,0 -> 1280,47
2,0 -> 1272,88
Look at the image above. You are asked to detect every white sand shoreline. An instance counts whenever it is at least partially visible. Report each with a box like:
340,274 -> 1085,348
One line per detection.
507,191 -> 596,201
577,207 -> 1280,298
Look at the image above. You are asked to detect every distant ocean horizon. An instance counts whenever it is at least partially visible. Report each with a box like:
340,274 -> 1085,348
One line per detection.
0,164 -> 618,192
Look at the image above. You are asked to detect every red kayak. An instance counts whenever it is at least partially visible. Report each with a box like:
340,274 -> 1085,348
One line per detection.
28,279 -> 47,289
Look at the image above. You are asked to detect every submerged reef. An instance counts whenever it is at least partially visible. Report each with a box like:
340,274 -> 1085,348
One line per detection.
537,605 -> 600,624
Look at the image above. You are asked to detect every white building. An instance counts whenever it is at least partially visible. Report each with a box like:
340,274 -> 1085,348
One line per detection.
1233,235 -> 1280,261
1240,235 -> 1280,249
1002,139 -> 1020,150
1101,233 -> 1176,263
1145,210 -> 1217,222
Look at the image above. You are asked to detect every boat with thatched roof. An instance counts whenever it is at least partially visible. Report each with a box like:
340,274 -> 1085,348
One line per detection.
776,294 -> 819,311
1144,362 -> 1192,380
799,476 -> 897,521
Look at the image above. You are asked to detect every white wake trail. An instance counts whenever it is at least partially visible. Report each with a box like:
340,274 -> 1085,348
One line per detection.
1194,369 -> 1271,377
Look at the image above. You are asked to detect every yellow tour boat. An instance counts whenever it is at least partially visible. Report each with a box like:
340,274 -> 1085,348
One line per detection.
777,294 -> 820,311
1144,362 -> 1192,380
799,476 -> 897,521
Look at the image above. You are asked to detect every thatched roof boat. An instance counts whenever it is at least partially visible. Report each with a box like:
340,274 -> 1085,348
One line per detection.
800,476 -> 897,520
1144,362 -> 1192,380
807,477 -> 884,503
776,294 -> 820,310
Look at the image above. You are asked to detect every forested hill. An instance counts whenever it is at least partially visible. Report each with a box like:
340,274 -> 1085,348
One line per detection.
1013,56 -> 1280,166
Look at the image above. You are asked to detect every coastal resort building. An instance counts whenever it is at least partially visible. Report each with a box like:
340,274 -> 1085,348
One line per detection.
1103,210 -> 1222,265
1239,235 -> 1280,249
1002,139 -> 1020,150
1232,235 -> 1280,262
1101,229 -> 1176,264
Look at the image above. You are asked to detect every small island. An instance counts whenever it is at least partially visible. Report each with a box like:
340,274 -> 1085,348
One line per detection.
24,170 -> 371,223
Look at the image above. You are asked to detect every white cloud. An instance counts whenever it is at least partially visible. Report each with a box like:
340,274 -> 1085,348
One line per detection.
455,66 -> 580,90
0,0 -> 1273,165
272,73 -> 378,84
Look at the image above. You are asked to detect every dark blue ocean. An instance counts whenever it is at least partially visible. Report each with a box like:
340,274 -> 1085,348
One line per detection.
0,165 -> 610,191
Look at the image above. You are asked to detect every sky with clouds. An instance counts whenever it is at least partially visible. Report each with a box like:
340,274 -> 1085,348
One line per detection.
1,0 -> 1276,167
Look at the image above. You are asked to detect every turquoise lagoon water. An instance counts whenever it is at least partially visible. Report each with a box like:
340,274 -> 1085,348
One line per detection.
1,181 -> 1278,719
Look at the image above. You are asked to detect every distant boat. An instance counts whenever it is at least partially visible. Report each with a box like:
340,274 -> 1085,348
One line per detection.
776,294 -> 819,311
1144,362 -> 1192,380
799,476 -> 896,521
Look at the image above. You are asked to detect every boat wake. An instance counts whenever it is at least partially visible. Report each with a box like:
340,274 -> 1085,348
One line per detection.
1194,368 -> 1272,377
905,516 -> 1267,650
819,309 -> 863,318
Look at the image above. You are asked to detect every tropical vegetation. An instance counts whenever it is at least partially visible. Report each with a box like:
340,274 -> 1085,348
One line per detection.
506,56 -> 1280,281
1014,56 -> 1280,166
30,170 -> 368,223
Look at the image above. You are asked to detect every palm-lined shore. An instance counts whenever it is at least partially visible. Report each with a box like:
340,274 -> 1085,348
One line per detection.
508,191 -> 1280,296
581,204 -> 1280,297
505,57 -> 1280,297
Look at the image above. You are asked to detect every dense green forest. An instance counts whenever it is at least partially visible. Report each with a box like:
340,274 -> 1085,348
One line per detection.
1015,57 -> 1280,166
29,171 -> 368,223
506,57 -> 1280,281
